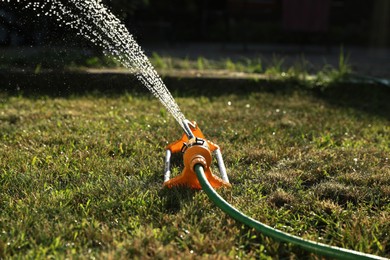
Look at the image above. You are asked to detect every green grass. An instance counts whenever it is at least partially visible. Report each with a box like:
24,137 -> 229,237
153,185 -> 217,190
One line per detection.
0,84 -> 389,259
148,53 -> 262,73
149,51 -> 352,86
1,48 -> 354,89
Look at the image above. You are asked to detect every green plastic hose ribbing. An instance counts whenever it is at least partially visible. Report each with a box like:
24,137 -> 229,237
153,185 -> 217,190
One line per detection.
194,164 -> 386,260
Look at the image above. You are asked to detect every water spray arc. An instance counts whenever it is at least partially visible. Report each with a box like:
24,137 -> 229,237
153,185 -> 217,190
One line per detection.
13,0 -> 186,130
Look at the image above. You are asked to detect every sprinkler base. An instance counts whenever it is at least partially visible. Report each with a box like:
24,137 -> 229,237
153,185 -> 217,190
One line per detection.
163,121 -> 231,189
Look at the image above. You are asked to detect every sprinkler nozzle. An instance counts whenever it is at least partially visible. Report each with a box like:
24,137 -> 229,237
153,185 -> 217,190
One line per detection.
182,119 -> 196,140
163,120 -> 231,189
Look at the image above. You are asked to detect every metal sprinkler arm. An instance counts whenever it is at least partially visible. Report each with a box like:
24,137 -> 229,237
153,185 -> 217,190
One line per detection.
164,149 -> 172,182
182,119 -> 195,140
214,148 -> 229,183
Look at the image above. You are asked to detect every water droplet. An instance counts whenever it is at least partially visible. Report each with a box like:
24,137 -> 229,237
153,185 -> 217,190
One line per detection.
18,0 -> 187,130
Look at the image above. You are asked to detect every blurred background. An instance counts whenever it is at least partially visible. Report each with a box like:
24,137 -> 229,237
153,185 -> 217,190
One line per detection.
1,0 -> 389,47
0,0 -> 389,77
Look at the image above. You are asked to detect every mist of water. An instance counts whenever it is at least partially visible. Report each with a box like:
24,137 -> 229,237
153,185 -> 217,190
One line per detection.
5,0 -> 186,129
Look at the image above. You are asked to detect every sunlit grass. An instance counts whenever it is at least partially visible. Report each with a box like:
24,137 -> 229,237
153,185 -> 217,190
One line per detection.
1,48 -> 354,89
0,85 -> 389,258
148,51 -> 352,86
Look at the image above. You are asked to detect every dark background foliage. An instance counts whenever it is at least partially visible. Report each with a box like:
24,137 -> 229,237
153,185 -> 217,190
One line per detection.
0,0 -> 389,47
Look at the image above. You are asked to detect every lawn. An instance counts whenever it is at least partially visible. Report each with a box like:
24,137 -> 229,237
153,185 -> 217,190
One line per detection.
0,82 -> 389,259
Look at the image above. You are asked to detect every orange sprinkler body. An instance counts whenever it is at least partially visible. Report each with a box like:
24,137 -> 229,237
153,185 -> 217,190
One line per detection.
163,121 -> 231,189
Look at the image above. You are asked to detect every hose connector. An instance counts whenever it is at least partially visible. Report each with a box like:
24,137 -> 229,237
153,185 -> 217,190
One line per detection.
184,138 -> 212,172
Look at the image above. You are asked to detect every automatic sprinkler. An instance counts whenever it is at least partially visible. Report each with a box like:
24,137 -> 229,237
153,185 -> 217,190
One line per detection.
163,120 -> 231,189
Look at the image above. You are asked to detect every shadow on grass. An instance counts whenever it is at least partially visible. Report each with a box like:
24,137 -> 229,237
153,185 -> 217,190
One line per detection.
156,152 -> 199,214
1,71 -> 389,120
313,83 -> 390,120
159,187 -> 198,214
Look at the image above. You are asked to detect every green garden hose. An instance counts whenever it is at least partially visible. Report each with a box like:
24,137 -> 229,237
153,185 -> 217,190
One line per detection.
194,164 -> 386,260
